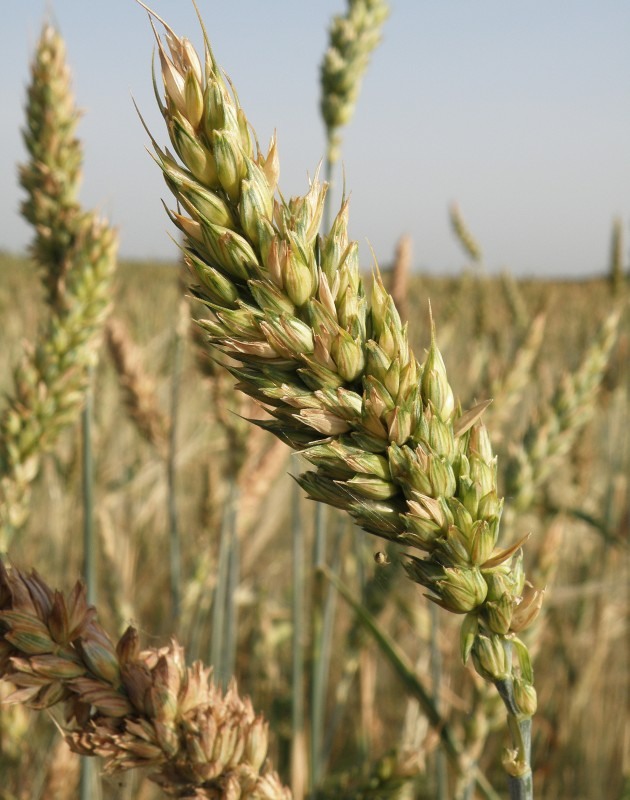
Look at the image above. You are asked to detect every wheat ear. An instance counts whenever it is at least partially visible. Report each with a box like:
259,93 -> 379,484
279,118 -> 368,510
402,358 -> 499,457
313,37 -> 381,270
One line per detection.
0,25 -> 117,546
320,0 -> 389,166
0,562 -> 290,800
19,24 -> 83,310
105,317 -> 169,454
505,308 -> 620,514
144,9 -> 541,792
449,202 -> 483,265
487,312 -> 547,440
609,216 -> 625,296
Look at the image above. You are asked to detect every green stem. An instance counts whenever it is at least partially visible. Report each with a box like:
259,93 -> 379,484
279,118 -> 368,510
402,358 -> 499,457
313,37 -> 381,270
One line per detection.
80,371 -> 96,800
322,565 -> 459,761
430,603 -> 448,800
310,501 -> 327,795
167,324 -> 183,625
507,716 -> 533,800
223,488 -> 240,684
291,464 -> 306,798
210,478 -> 235,684
495,677 -> 533,800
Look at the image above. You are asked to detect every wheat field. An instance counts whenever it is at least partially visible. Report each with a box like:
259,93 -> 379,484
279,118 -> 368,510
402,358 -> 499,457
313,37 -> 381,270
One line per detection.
0,4 -> 628,799
0,250 -> 627,799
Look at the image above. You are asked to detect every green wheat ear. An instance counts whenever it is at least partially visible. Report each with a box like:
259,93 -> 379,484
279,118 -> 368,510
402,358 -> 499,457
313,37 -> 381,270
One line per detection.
319,0 -> 390,165
0,24 -> 117,546
143,7 -> 540,794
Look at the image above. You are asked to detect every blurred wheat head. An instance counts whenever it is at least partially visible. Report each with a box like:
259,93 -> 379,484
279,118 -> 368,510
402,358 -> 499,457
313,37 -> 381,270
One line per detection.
0,24 -> 117,546
319,0 -> 389,166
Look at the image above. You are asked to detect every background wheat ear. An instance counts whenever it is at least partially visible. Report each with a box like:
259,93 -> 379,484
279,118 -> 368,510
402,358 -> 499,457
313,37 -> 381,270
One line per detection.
0,23 -> 117,550
320,0 -> 390,168
105,317 -> 169,455
143,8 -> 542,797
608,216 -> 625,296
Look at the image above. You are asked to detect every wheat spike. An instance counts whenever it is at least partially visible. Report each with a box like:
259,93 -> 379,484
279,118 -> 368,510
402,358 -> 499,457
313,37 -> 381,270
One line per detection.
0,25 -> 117,546
105,317 -> 169,454
0,563 -> 291,799
320,0 -> 390,165
144,2 -> 541,643
487,311 -> 547,439
499,269 -> 530,332
609,216 -> 625,296
505,308 -> 621,513
449,202 -> 483,265
142,10 -> 540,785
19,24 -> 83,310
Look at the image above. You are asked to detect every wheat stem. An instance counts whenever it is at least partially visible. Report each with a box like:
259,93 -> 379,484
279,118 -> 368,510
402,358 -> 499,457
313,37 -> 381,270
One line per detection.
79,367 -> 97,800
291,460 -> 307,800
167,313 -> 185,625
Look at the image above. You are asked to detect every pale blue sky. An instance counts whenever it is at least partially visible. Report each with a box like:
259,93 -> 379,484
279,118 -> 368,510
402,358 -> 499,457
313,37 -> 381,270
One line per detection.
2,1 -> 629,277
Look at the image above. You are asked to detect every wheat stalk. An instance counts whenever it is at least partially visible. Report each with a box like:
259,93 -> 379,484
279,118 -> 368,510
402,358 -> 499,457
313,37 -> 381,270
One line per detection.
0,25 -> 117,547
140,7 -> 541,792
0,562 -> 291,800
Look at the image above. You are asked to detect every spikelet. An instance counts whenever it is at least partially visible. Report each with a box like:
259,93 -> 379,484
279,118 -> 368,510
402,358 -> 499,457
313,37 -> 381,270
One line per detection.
0,563 -> 291,800
142,10 -> 542,749
0,25 -> 117,546
320,0 -> 389,164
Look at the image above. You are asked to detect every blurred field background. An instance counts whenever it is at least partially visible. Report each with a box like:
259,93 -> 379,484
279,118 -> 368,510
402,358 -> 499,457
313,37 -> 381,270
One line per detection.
0,245 -> 627,799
